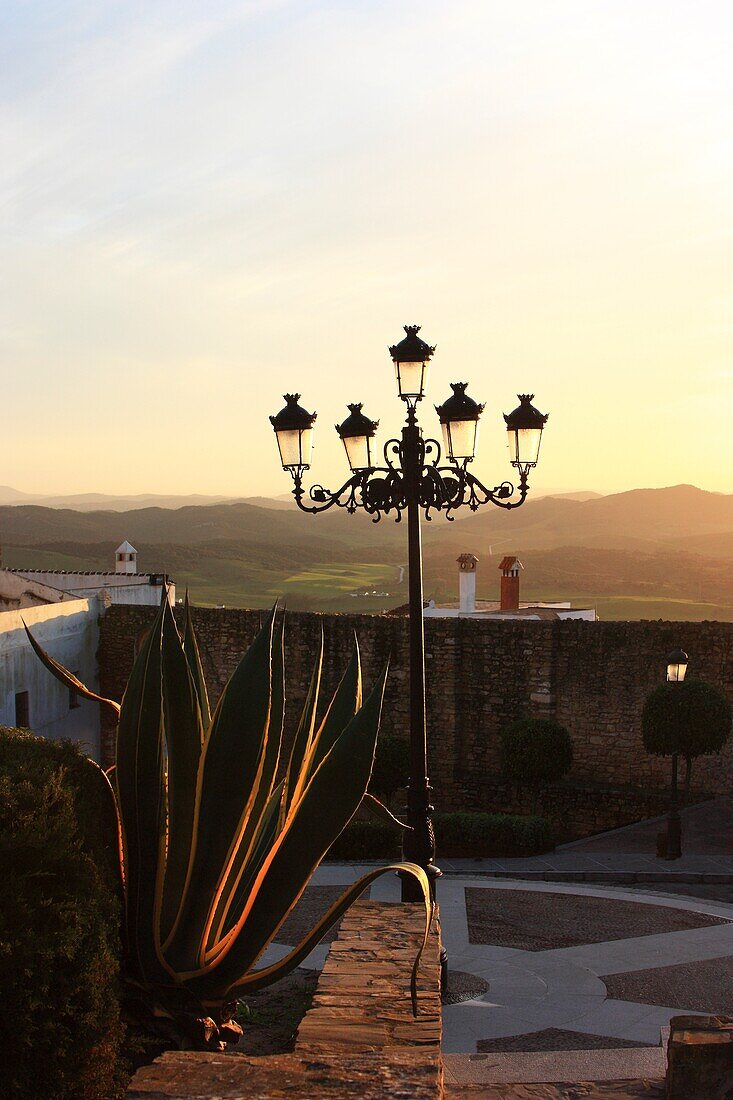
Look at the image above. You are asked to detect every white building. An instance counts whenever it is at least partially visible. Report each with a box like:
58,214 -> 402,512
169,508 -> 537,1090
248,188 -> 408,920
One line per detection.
12,541 -> 175,607
423,553 -> 597,622
0,541 -> 174,762
0,595 -> 102,759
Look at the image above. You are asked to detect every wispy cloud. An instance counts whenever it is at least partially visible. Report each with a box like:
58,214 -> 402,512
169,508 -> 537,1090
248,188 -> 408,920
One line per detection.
1,1 -> 733,494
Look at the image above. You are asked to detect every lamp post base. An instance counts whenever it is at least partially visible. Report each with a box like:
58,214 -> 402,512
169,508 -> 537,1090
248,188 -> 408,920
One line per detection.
399,862 -> 442,903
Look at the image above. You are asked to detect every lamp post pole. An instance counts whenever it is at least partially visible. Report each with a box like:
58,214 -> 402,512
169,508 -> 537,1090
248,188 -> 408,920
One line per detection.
665,648 -> 689,861
269,325 -> 548,905
667,752 -> 681,861
401,405 -> 439,901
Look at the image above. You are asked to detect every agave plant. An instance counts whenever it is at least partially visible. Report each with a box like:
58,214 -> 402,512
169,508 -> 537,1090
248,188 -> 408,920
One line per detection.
26,596 -> 431,1049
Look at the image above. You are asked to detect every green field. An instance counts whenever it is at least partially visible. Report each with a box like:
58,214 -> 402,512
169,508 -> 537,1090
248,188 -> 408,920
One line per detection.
8,543 -> 733,619
181,562 -> 402,611
573,595 -> 733,623
4,547 -> 402,612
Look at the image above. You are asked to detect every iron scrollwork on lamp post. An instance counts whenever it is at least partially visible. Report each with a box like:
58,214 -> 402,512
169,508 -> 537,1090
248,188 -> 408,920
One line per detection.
270,325 -> 548,903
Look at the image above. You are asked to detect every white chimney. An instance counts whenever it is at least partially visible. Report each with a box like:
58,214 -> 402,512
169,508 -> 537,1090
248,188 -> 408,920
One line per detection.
457,553 -> 479,613
115,540 -> 138,574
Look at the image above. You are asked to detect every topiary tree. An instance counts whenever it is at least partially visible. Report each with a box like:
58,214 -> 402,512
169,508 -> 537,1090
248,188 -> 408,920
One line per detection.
500,717 -> 573,812
642,680 -> 731,804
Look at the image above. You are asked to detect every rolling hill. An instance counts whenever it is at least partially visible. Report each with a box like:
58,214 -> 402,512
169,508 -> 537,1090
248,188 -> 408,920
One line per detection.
2,485 -> 733,618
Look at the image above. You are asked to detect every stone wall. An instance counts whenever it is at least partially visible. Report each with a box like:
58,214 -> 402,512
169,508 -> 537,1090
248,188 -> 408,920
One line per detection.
99,607 -> 733,830
478,780 -> 676,843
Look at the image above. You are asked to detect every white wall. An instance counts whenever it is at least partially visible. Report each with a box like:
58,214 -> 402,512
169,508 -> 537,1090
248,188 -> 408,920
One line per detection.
0,598 -> 102,760
12,569 -> 174,607
423,604 -> 597,622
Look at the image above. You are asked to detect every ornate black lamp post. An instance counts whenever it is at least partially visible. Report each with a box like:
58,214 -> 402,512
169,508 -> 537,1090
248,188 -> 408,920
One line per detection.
665,647 -> 689,860
269,325 -> 548,900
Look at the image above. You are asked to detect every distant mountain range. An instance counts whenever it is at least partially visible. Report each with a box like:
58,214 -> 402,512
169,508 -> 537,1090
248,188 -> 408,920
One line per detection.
0,485 -> 295,512
1,484 -> 732,619
0,485 -> 601,511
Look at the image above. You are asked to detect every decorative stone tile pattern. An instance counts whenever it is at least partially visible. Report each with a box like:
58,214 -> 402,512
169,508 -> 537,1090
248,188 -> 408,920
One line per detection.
476,1028 -> 651,1053
604,955 -> 733,1013
465,887 -> 731,949
443,970 -> 491,1005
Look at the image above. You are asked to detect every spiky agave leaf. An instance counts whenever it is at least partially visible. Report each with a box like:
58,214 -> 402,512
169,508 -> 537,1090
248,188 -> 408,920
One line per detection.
281,627 -> 323,818
164,608 -> 278,971
159,601 -> 205,943
181,664 -> 390,993
228,862 -> 433,1014
23,624 -> 127,897
361,792 -> 410,830
28,595 -> 432,1023
208,637 -> 360,950
208,779 -> 285,948
300,641 -> 361,790
182,592 -> 211,730
22,621 -> 121,716
204,614 -> 286,951
115,597 -> 170,986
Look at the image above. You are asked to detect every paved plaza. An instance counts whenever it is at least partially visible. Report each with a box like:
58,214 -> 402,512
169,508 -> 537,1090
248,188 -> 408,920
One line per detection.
256,866 -> 733,1086
254,800 -> 733,1087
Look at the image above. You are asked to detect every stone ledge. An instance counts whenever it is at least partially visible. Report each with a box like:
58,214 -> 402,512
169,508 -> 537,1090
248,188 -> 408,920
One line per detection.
127,900 -> 443,1098
127,1049 -> 443,1099
296,901 -> 441,1054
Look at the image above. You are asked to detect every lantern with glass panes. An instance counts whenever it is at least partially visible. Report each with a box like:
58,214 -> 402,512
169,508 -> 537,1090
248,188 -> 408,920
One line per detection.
268,324 -> 548,917
269,394 -> 317,474
667,649 -> 689,684
270,331 -> 547,519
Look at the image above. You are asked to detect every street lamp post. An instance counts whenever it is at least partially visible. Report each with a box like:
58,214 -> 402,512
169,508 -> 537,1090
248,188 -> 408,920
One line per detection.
269,324 -> 548,901
665,648 -> 689,861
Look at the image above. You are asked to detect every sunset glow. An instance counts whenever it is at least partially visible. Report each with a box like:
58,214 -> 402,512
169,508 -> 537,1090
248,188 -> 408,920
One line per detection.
2,1 -> 733,496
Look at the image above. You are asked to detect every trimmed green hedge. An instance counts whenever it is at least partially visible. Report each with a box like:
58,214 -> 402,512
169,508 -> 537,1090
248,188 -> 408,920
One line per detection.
434,811 -> 553,857
329,811 -> 553,860
0,728 -> 124,1099
642,679 -> 732,758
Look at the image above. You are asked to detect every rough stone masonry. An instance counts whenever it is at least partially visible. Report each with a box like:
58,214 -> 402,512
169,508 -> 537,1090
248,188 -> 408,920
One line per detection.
98,607 -> 733,838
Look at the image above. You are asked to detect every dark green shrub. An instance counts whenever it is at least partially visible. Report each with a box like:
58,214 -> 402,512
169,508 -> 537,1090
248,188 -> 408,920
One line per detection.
328,812 -> 552,860
501,718 -> 573,809
434,811 -> 553,857
369,734 -> 409,802
329,820 -> 400,860
642,680 -> 731,758
0,728 -> 124,1099
642,679 -> 731,800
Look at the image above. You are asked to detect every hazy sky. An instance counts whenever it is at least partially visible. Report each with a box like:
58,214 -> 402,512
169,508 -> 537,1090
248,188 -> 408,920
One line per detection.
2,1 -> 733,497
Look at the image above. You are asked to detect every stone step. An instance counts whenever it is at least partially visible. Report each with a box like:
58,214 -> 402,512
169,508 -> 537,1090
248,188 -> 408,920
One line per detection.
445,869 -> 733,884
443,1046 -> 666,1086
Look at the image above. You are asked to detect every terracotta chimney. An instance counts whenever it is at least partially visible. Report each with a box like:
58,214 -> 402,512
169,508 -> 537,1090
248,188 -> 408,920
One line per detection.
499,555 -> 522,611
457,553 -> 479,613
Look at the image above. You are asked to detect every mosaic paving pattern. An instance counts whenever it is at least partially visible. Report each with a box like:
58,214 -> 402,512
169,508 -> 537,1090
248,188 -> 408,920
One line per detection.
604,954 -> 733,1013
465,886 -> 731,950
476,1028 -> 651,1053
442,970 -> 490,1005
